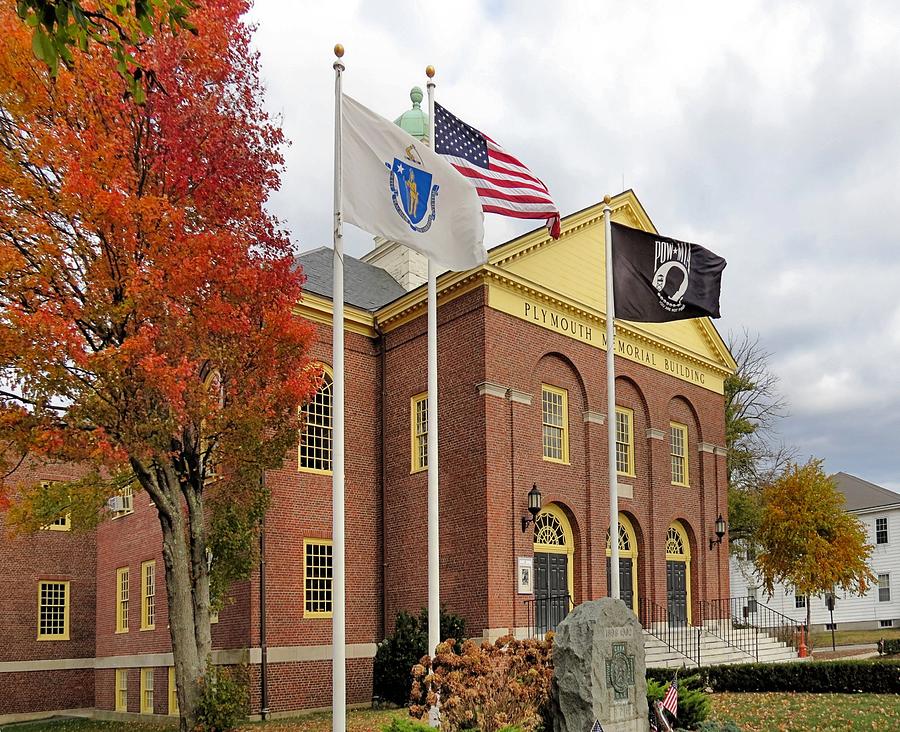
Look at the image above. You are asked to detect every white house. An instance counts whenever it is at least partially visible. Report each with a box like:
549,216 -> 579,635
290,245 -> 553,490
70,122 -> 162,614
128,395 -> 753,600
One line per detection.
730,472 -> 900,631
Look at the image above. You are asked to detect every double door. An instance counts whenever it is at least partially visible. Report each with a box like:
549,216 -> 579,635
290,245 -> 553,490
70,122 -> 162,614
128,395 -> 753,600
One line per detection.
606,557 -> 635,611
534,551 -> 569,633
666,560 -> 688,625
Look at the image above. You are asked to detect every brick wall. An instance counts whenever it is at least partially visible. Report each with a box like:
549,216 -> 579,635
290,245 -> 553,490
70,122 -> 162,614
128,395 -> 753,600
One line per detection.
0,460 -> 96,715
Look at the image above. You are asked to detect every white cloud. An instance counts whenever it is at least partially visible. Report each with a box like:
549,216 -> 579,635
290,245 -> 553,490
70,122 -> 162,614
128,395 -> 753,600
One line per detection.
247,0 -> 900,486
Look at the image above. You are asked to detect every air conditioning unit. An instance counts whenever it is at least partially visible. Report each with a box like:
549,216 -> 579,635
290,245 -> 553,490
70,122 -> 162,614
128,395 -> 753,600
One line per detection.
107,495 -> 125,512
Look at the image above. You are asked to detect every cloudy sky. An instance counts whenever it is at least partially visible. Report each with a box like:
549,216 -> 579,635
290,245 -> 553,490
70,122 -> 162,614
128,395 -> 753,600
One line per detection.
247,0 -> 900,491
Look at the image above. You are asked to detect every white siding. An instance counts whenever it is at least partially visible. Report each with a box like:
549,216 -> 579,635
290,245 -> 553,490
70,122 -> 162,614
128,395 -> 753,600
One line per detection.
729,504 -> 900,628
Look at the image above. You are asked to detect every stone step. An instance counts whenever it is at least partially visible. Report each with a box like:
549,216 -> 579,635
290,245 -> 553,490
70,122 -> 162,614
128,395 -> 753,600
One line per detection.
642,626 -> 799,668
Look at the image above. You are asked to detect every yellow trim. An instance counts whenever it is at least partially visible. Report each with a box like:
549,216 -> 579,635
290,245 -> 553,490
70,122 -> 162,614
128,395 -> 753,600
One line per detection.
168,667 -> 178,716
606,513 -> 639,614
36,580 -> 70,641
140,561 -> 155,631
303,538 -> 334,618
140,667 -> 154,715
615,407 -> 635,477
670,422 -> 690,486
115,669 -> 128,713
410,391 -> 428,474
532,503 -> 575,605
666,520 -> 693,624
294,292 -> 377,337
298,363 -> 334,475
115,567 -> 129,634
374,269 -> 486,332
541,384 -> 570,464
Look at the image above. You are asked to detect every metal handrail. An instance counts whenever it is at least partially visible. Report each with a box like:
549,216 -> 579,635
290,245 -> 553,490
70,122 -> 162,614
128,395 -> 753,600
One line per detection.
523,594 -> 572,638
638,598 -> 702,666
699,596 -> 801,661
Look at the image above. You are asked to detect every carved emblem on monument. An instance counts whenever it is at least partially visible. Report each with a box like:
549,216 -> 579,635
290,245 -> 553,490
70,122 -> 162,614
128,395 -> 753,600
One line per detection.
605,642 -> 635,701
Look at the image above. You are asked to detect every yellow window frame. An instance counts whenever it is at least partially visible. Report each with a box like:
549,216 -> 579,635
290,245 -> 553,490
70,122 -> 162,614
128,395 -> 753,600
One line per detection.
116,567 -> 129,633
298,363 -> 334,475
36,580 -> 70,640
303,538 -> 334,618
168,667 -> 178,715
115,669 -> 128,712
410,392 -> 428,474
541,384 -> 570,464
140,667 -> 154,714
670,422 -> 690,486
615,407 -> 635,477
140,560 -> 155,631
39,481 -> 71,531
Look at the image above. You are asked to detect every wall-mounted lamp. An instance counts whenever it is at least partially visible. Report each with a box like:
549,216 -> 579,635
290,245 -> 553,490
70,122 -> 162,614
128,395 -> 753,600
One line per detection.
521,483 -> 542,533
709,513 -> 727,550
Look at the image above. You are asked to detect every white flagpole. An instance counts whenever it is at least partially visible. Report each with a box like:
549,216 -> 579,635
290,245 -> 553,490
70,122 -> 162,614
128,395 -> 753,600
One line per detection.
604,195 -> 620,601
331,43 -> 347,732
424,65 -> 440,660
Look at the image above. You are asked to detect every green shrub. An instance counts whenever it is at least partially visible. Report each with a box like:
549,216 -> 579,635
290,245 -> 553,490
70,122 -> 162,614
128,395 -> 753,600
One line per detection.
194,663 -> 250,732
879,638 -> 900,655
649,659 -> 900,694
373,607 -> 467,706
381,718 -> 436,732
695,721 -> 742,732
646,674 -> 709,730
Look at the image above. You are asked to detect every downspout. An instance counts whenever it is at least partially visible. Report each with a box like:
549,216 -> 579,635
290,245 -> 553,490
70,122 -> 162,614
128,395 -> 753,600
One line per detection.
259,481 -> 269,720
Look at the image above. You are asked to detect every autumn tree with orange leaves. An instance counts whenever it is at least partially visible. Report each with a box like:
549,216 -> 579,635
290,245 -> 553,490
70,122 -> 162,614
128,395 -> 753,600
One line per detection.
0,2 -> 317,727
755,459 -> 875,634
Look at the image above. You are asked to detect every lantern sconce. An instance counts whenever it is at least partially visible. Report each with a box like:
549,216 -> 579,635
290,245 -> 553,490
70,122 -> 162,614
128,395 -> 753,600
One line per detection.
709,513 -> 727,550
521,483 -> 542,533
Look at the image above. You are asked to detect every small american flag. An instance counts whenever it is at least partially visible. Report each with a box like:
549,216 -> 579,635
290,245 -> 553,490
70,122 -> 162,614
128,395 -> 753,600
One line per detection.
662,676 -> 678,718
434,103 -> 561,239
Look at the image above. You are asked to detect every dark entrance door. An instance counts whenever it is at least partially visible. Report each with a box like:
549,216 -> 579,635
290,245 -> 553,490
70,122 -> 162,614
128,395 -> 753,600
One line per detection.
534,551 -> 569,634
606,557 -> 635,612
666,560 -> 688,625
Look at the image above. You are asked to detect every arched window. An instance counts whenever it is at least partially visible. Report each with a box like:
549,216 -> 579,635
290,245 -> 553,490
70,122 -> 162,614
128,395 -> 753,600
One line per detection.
300,366 -> 333,473
666,526 -> 687,557
534,511 -> 567,547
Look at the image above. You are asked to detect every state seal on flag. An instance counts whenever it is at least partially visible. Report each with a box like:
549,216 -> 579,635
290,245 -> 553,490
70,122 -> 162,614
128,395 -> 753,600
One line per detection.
385,147 -> 440,233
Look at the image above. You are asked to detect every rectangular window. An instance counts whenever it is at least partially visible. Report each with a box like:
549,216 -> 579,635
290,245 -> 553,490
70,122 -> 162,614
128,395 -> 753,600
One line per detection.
299,369 -> 333,474
880,619 -> 894,628
879,574 -> 891,603
141,561 -> 155,630
37,581 -> 69,640
304,539 -> 333,617
40,482 -> 71,530
876,517 -> 888,545
670,422 -> 689,486
795,594 -> 806,609
411,392 -> 428,473
825,622 -> 837,630
116,567 -> 129,633
615,407 -> 634,475
111,484 -> 134,518
141,668 -> 154,714
541,385 -> 569,463
115,669 -> 128,712
168,667 -> 178,715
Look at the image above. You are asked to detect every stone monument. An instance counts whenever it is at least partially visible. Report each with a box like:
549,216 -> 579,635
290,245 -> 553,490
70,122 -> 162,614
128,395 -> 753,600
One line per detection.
552,598 -> 648,732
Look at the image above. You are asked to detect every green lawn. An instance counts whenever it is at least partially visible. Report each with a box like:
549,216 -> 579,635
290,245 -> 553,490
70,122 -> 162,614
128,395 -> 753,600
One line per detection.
809,626 -> 900,648
12,695 -> 900,731
711,692 -> 900,731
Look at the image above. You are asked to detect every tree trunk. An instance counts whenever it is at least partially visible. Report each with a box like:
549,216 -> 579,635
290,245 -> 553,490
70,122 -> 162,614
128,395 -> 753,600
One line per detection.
135,457 -> 212,732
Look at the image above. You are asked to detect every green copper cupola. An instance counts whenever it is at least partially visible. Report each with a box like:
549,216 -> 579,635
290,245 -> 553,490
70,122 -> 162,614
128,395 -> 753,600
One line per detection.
393,86 -> 429,142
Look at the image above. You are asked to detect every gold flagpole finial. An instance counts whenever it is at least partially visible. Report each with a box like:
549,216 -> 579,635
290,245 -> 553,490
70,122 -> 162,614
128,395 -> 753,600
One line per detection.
425,65 -> 436,79
603,194 -> 611,205
334,43 -> 345,58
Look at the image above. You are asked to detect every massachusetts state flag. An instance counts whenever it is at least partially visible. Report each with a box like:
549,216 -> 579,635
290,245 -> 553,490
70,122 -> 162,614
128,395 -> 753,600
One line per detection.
662,676 -> 678,718
611,222 -> 726,323
434,103 -> 561,239
340,94 -> 486,271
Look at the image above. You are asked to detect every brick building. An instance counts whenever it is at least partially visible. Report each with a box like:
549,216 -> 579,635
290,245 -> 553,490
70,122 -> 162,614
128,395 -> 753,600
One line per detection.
0,187 -> 736,722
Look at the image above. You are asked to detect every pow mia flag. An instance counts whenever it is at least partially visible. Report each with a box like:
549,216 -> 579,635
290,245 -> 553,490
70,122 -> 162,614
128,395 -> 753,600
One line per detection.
610,222 -> 726,323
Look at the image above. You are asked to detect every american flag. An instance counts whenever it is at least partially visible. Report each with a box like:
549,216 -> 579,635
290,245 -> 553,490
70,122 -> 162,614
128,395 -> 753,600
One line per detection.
662,676 -> 678,718
434,103 -> 561,239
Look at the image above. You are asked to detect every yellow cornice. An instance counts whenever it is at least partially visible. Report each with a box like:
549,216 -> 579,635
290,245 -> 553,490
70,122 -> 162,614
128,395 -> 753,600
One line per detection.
293,292 -> 377,337
374,268 -> 487,331
483,266 -> 732,379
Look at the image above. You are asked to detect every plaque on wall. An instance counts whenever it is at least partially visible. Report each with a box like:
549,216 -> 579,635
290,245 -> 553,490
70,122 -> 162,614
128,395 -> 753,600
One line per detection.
517,556 -> 534,594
